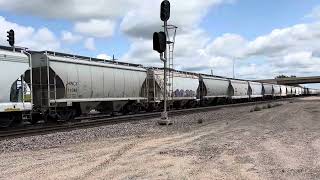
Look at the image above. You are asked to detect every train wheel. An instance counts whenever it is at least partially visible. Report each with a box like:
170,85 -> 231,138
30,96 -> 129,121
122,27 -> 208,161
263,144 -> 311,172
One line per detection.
57,109 -> 76,122
132,104 -> 141,114
29,112 -> 41,125
147,104 -> 155,112
43,112 -> 57,124
0,114 -> 13,128
8,113 -> 23,127
29,118 -> 38,125
122,104 -> 132,115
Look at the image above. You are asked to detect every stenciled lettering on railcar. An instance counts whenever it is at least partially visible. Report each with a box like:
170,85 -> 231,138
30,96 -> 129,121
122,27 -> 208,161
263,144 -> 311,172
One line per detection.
173,89 -> 196,97
66,81 -> 79,98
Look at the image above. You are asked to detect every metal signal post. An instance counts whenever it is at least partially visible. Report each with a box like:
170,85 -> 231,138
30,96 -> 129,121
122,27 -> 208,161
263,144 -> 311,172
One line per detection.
162,20 -> 168,120
160,0 -> 170,121
153,0 -> 177,124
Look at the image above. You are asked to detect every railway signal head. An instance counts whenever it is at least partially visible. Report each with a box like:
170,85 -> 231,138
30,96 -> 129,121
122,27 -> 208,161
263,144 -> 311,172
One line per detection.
153,31 -> 167,53
160,0 -> 170,21
7,29 -> 15,47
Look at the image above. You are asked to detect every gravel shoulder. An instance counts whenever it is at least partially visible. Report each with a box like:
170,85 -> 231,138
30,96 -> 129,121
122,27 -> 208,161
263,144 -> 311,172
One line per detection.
1,97 -> 320,179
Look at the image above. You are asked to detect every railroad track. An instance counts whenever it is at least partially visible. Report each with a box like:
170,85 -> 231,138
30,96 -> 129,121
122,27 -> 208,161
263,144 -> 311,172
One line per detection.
0,98 -> 297,140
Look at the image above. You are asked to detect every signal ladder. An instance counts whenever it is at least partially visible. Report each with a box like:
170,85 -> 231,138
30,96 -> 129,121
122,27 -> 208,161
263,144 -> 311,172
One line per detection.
165,25 -> 177,105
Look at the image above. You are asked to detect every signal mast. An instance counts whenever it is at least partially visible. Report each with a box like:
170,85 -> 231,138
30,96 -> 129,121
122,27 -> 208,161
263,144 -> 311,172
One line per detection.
153,0 -> 177,125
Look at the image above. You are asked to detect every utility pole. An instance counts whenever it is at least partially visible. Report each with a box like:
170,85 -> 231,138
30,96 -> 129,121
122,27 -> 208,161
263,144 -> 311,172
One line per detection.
233,59 -> 235,79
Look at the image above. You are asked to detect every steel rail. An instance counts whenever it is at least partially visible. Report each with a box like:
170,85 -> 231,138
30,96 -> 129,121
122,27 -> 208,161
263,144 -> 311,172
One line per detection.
0,97 -> 297,140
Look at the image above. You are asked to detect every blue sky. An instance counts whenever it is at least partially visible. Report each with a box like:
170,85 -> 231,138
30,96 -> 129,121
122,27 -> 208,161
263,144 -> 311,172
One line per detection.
0,12 -> 130,57
0,0 -> 320,88
203,0 -> 319,38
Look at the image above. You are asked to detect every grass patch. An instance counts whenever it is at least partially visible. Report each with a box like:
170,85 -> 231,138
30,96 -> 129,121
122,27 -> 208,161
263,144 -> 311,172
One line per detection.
273,103 -> 283,107
251,103 -> 283,112
254,106 -> 262,111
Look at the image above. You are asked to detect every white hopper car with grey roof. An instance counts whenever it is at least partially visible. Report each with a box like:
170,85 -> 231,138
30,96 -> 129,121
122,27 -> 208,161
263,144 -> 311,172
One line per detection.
273,85 -> 282,97
249,81 -> 263,99
0,48 -> 32,127
145,68 -> 200,110
0,46 -> 316,127
30,51 -> 148,121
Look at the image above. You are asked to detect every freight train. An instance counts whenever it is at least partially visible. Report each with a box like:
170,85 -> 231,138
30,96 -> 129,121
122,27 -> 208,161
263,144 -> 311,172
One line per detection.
0,46 -> 318,127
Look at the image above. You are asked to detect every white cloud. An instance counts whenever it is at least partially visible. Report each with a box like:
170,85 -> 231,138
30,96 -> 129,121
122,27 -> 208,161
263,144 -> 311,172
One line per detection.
74,19 -> 116,38
205,33 -> 248,59
2,0 -> 320,81
84,38 -> 95,51
120,0 -> 237,76
246,23 -> 320,57
0,16 -> 60,50
0,0 -> 139,20
282,51 -> 314,67
122,27 -> 233,77
197,19 -> 320,79
120,0 -> 234,39
61,31 -> 82,44
0,0 -> 236,75
124,14 -> 320,79
97,54 -> 112,60
122,38 -> 161,66
30,28 -> 60,50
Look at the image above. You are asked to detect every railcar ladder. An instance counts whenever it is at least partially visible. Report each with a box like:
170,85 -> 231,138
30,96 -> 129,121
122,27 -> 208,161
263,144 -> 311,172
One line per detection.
16,75 -> 33,121
38,61 -> 58,114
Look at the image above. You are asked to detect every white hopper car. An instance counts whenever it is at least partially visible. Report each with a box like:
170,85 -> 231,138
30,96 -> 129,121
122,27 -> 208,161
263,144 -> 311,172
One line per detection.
0,48 -> 32,127
0,46 -> 316,127
249,82 -> 263,99
273,85 -> 282,97
145,68 -> 199,109
199,75 -> 233,105
30,51 -> 148,121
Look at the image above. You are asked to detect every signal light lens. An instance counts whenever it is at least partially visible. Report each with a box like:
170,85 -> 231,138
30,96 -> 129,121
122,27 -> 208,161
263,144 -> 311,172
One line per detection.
153,31 -> 167,53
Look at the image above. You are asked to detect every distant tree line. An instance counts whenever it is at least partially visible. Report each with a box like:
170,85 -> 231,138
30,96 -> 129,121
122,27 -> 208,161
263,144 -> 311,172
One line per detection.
275,75 -> 297,79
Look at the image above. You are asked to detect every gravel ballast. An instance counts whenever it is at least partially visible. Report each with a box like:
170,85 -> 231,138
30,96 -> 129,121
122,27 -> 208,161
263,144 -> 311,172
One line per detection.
2,97 -> 320,179
0,103 -> 252,153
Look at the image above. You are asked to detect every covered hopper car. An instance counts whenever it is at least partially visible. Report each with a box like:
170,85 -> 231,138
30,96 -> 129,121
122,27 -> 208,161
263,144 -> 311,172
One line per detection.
30,51 -> 148,122
0,45 -> 318,127
0,49 -> 32,127
145,68 -> 199,109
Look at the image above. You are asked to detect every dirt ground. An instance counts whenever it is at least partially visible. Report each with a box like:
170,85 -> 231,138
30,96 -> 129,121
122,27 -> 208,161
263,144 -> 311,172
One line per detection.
1,97 -> 320,180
